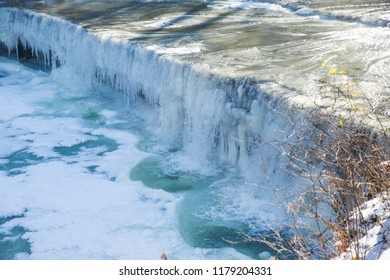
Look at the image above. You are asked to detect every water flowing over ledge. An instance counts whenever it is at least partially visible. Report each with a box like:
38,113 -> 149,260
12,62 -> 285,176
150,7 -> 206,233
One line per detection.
0,7 -> 303,187
2,1 -> 389,124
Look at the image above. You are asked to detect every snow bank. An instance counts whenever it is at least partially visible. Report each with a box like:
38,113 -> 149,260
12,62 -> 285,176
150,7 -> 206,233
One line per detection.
338,194 -> 390,260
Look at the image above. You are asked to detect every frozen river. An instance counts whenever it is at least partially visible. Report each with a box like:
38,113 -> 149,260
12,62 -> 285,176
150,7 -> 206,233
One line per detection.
0,0 -> 389,260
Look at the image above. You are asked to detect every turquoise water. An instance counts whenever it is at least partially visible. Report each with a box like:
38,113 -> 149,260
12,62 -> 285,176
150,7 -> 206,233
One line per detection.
0,216 -> 31,260
130,154 -> 280,259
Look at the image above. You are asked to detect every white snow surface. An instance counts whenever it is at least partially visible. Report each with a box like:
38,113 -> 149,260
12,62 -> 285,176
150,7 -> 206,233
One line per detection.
337,194 -> 390,260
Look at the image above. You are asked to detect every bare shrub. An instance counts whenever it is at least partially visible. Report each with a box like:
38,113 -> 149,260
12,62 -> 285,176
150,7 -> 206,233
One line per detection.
288,110 -> 388,259
254,63 -> 389,260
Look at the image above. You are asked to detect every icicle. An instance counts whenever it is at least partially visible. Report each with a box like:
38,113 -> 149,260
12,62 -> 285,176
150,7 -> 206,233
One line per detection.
0,7 -> 300,187
14,38 -> 19,60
